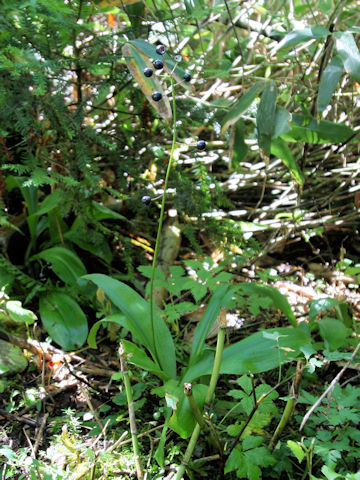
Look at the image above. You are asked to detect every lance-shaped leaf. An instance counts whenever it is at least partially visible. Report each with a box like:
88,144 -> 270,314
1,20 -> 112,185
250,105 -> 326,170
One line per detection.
122,43 -> 172,122
317,55 -> 343,112
271,137 -> 304,186
334,32 -> 360,82
256,81 -> 277,154
221,82 -> 264,137
276,26 -> 330,51
130,39 -> 188,88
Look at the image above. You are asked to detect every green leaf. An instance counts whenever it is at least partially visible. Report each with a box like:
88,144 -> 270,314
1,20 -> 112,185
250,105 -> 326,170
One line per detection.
39,292 -> 88,350
277,26 -> 330,50
87,201 -> 127,221
83,274 -> 176,379
256,81 -> 277,154
334,32 -> 360,82
281,114 -> 355,144
221,82 -> 264,136
122,43 -> 172,122
239,283 -> 297,326
184,327 -> 310,382
121,339 -> 169,381
287,440 -> 305,463
190,285 -> 233,365
5,301 -> 37,324
27,189 -> 69,218
309,297 -> 344,322
317,56 -> 343,112
271,137 -> 304,186
32,247 -> 87,286
273,107 -> 291,138
318,317 -> 350,351
231,120 -> 248,168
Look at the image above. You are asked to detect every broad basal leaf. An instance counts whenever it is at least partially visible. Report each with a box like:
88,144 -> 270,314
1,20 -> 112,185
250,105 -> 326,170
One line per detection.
40,292 -> 88,351
32,247 -> 87,286
83,274 -> 176,379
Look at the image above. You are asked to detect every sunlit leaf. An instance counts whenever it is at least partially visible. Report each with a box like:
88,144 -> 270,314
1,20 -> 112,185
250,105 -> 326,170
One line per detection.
122,43 -> 172,122
281,114 -> 355,144
5,301 -> 37,324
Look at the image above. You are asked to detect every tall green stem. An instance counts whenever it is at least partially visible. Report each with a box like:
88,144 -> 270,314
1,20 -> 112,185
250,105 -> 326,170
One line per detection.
149,78 -> 177,363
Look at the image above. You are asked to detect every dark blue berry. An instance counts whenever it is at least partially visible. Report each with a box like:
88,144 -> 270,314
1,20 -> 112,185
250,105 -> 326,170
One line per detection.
152,91 -> 162,101
156,44 -> 166,55
184,72 -> 191,82
153,59 -> 164,70
144,67 -> 153,77
142,195 -> 151,205
197,140 -> 206,151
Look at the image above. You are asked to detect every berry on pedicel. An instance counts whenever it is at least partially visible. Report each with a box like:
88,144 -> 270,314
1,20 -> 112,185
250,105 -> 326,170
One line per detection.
141,195 -> 151,205
152,91 -> 162,101
144,67 -> 153,77
184,72 -> 191,82
153,59 -> 164,70
156,44 -> 166,55
197,140 -> 206,150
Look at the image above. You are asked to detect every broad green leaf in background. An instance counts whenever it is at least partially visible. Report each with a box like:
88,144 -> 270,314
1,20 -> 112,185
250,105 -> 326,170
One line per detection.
28,189 -> 69,218
317,56 -> 344,112
239,282 -> 297,326
88,201 -> 127,221
39,292 -> 88,350
308,297 -> 344,322
0,339 -> 28,376
221,81 -> 264,136
273,107 -> 291,138
64,218 -> 112,264
271,137 -> 304,186
184,326 -> 310,382
32,247 -> 87,286
256,81 -> 277,154
190,284 -> 234,366
281,114 -> 355,144
231,120 -> 248,168
318,317 -> 351,351
276,26 -> 330,51
334,32 -> 360,82
5,300 -> 37,324
83,274 -> 176,379
122,43 -> 172,122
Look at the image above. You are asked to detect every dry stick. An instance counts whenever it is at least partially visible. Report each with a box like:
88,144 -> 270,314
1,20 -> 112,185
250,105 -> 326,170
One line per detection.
33,412 -> 49,458
119,343 -> 144,479
300,339 -> 360,431
80,386 -> 105,440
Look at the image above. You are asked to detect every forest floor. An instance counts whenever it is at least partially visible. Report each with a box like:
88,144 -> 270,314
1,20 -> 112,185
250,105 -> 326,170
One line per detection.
1,231 -> 360,479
